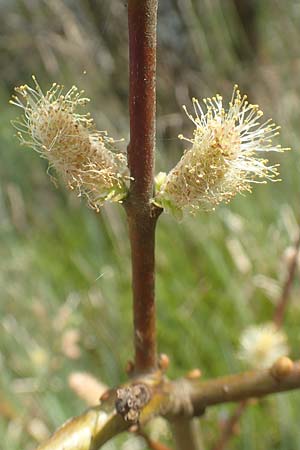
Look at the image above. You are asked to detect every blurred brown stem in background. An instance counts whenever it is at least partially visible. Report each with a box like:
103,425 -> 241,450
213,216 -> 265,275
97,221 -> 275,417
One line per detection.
211,401 -> 248,450
273,230 -> 300,327
232,0 -> 258,61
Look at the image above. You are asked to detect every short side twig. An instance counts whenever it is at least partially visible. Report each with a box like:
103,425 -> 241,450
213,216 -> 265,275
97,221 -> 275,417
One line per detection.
184,360 -> 300,412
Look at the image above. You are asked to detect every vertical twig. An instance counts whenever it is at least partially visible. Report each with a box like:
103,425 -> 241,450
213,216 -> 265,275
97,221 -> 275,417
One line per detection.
125,0 -> 160,373
171,418 -> 205,450
273,230 -> 300,327
211,229 -> 300,450
211,401 -> 248,450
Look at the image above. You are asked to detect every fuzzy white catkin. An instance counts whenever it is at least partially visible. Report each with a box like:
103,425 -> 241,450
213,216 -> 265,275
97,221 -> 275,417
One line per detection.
68,372 -> 107,406
154,86 -> 287,218
238,322 -> 289,369
11,76 -> 129,210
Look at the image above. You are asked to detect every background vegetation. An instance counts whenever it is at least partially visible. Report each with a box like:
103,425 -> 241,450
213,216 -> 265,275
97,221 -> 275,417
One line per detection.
1,1 -> 300,449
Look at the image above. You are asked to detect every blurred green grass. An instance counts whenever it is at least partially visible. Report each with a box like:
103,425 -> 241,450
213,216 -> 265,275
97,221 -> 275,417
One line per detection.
1,1 -> 300,449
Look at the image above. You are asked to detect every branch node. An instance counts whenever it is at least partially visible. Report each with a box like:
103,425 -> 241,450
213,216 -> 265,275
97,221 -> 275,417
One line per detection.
168,379 -> 203,418
185,369 -> 202,380
116,383 -> 151,423
125,360 -> 135,375
158,353 -> 170,372
222,385 -> 229,394
270,356 -> 294,380
100,388 -> 114,402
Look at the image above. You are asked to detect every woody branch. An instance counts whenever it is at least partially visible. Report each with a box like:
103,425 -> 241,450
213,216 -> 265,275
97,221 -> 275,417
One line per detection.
36,358 -> 300,449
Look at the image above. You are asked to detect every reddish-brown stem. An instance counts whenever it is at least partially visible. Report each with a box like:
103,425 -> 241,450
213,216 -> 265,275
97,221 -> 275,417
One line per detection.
126,0 -> 160,373
127,0 -> 158,202
273,230 -> 300,327
126,213 -> 160,372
